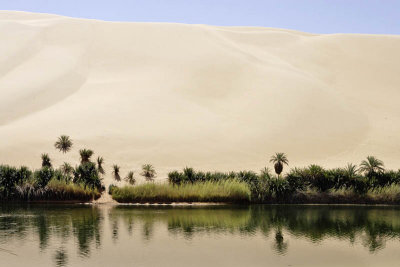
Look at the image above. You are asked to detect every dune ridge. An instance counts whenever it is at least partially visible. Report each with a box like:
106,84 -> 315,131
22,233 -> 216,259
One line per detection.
0,11 -> 399,182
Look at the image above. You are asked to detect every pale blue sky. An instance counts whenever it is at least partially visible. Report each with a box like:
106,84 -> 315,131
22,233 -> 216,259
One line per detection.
1,0 -> 399,34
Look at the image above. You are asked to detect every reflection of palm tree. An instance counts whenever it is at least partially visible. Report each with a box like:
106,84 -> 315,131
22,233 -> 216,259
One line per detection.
36,214 -> 49,250
54,247 -> 68,267
143,221 -> 154,240
363,235 -> 385,252
273,228 -> 288,255
112,221 -> 119,241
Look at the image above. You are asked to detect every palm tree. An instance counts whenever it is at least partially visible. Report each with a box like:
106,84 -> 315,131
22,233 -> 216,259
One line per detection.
54,135 -> 73,153
97,157 -> 105,175
260,167 -> 272,176
125,171 -> 136,185
141,164 -> 156,182
60,162 -> 73,176
113,165 -> 121,181
344,163 -> 358,179
41,153 -> 52,168
270,153 -> 289,177
359,156 -> 385,176
79,149 -> 94,164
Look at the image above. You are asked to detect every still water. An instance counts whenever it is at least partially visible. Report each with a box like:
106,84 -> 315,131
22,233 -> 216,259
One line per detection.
1,204 -> 400,267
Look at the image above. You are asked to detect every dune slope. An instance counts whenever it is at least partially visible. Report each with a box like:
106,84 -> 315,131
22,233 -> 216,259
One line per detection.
0,11 -> 399,182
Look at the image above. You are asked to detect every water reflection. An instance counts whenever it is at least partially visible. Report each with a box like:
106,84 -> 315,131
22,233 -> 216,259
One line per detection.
108,205 -> 400,253
54,247 -> 68,267
1,204 -> 400,266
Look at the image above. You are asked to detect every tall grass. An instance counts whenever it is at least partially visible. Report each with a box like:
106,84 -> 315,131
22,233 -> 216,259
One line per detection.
111,180 -> 250,203
367,184 -> 400,203
15,179 -> 101,201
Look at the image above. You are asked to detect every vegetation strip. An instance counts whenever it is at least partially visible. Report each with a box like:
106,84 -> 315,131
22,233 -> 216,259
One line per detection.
111,154 -> 400,204
2,136 -> 400,204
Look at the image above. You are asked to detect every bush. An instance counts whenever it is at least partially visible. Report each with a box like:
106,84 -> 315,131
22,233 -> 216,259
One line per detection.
16,166 -> 33,185
168,170 -> 184,185
368,171 -> 398,187
34,167 -> 54,188
237,171 -> 259,185
286,168 -> 306,192
0,165 -> 18,198
304,165 -> 335,192
73,162 -> 102,190
268,178 -> 291,200
108,184 -> 117,194
351,177 -> 370,194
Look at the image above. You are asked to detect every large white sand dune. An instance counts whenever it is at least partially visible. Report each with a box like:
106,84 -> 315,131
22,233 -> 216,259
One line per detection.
0,11 -> 399,182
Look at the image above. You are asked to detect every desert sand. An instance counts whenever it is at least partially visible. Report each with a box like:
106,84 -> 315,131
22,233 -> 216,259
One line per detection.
0,11 -> 399,183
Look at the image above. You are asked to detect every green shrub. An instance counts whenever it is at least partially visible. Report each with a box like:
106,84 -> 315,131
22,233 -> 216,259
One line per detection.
0,165 -> 18,198
34,167 -> 54,188
268,178 -> 290,200
351,176 -> 370,194
305,165 -> 335,192
237,171 -> 259,185
108,184 -> 117,194
73,162 -> 102,190
368,171 -> 398,187
16,166 -> 33,185
286,168 -> 306,192
168,170 -> 184,185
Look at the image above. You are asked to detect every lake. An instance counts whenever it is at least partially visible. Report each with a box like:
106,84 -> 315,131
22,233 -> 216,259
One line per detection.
1,204 -> 400,267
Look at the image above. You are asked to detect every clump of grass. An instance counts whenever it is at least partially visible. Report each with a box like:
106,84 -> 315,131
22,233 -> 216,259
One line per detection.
111,179 -> 250,203
15,179 -> 100,201
367,185 -> 400,203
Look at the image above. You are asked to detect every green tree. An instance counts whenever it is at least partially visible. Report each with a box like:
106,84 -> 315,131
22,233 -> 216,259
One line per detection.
141,164 -> 156,182
79,149 -> 94,164
113,165 -> 121,181
41,154 -> 52,168
60,162 -> 73,176
344,163 -> 358,179
54,135 -> 73,153
125,171 -> 136,185
97,157 -> 105,175
270,153 -> 289,177
73,162 -> 101,189
35,167 -> 54,188
359,156 -> 384,176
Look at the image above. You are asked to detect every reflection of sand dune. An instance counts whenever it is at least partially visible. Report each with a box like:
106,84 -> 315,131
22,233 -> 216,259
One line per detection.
1,11 -> 399,182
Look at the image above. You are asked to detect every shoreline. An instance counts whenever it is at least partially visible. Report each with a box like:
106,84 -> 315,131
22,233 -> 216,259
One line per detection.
3,199 -> 400,207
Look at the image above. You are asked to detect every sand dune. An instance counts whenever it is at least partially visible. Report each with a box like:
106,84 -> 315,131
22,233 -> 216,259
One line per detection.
0,11 -> 399,183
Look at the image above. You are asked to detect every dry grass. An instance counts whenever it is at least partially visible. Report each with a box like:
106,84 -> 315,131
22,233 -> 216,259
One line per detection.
111,180 -> 250,203
15,179 -> 101,201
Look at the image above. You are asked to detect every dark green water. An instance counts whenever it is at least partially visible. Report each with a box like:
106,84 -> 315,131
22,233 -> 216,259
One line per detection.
1,204 -> 400,267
